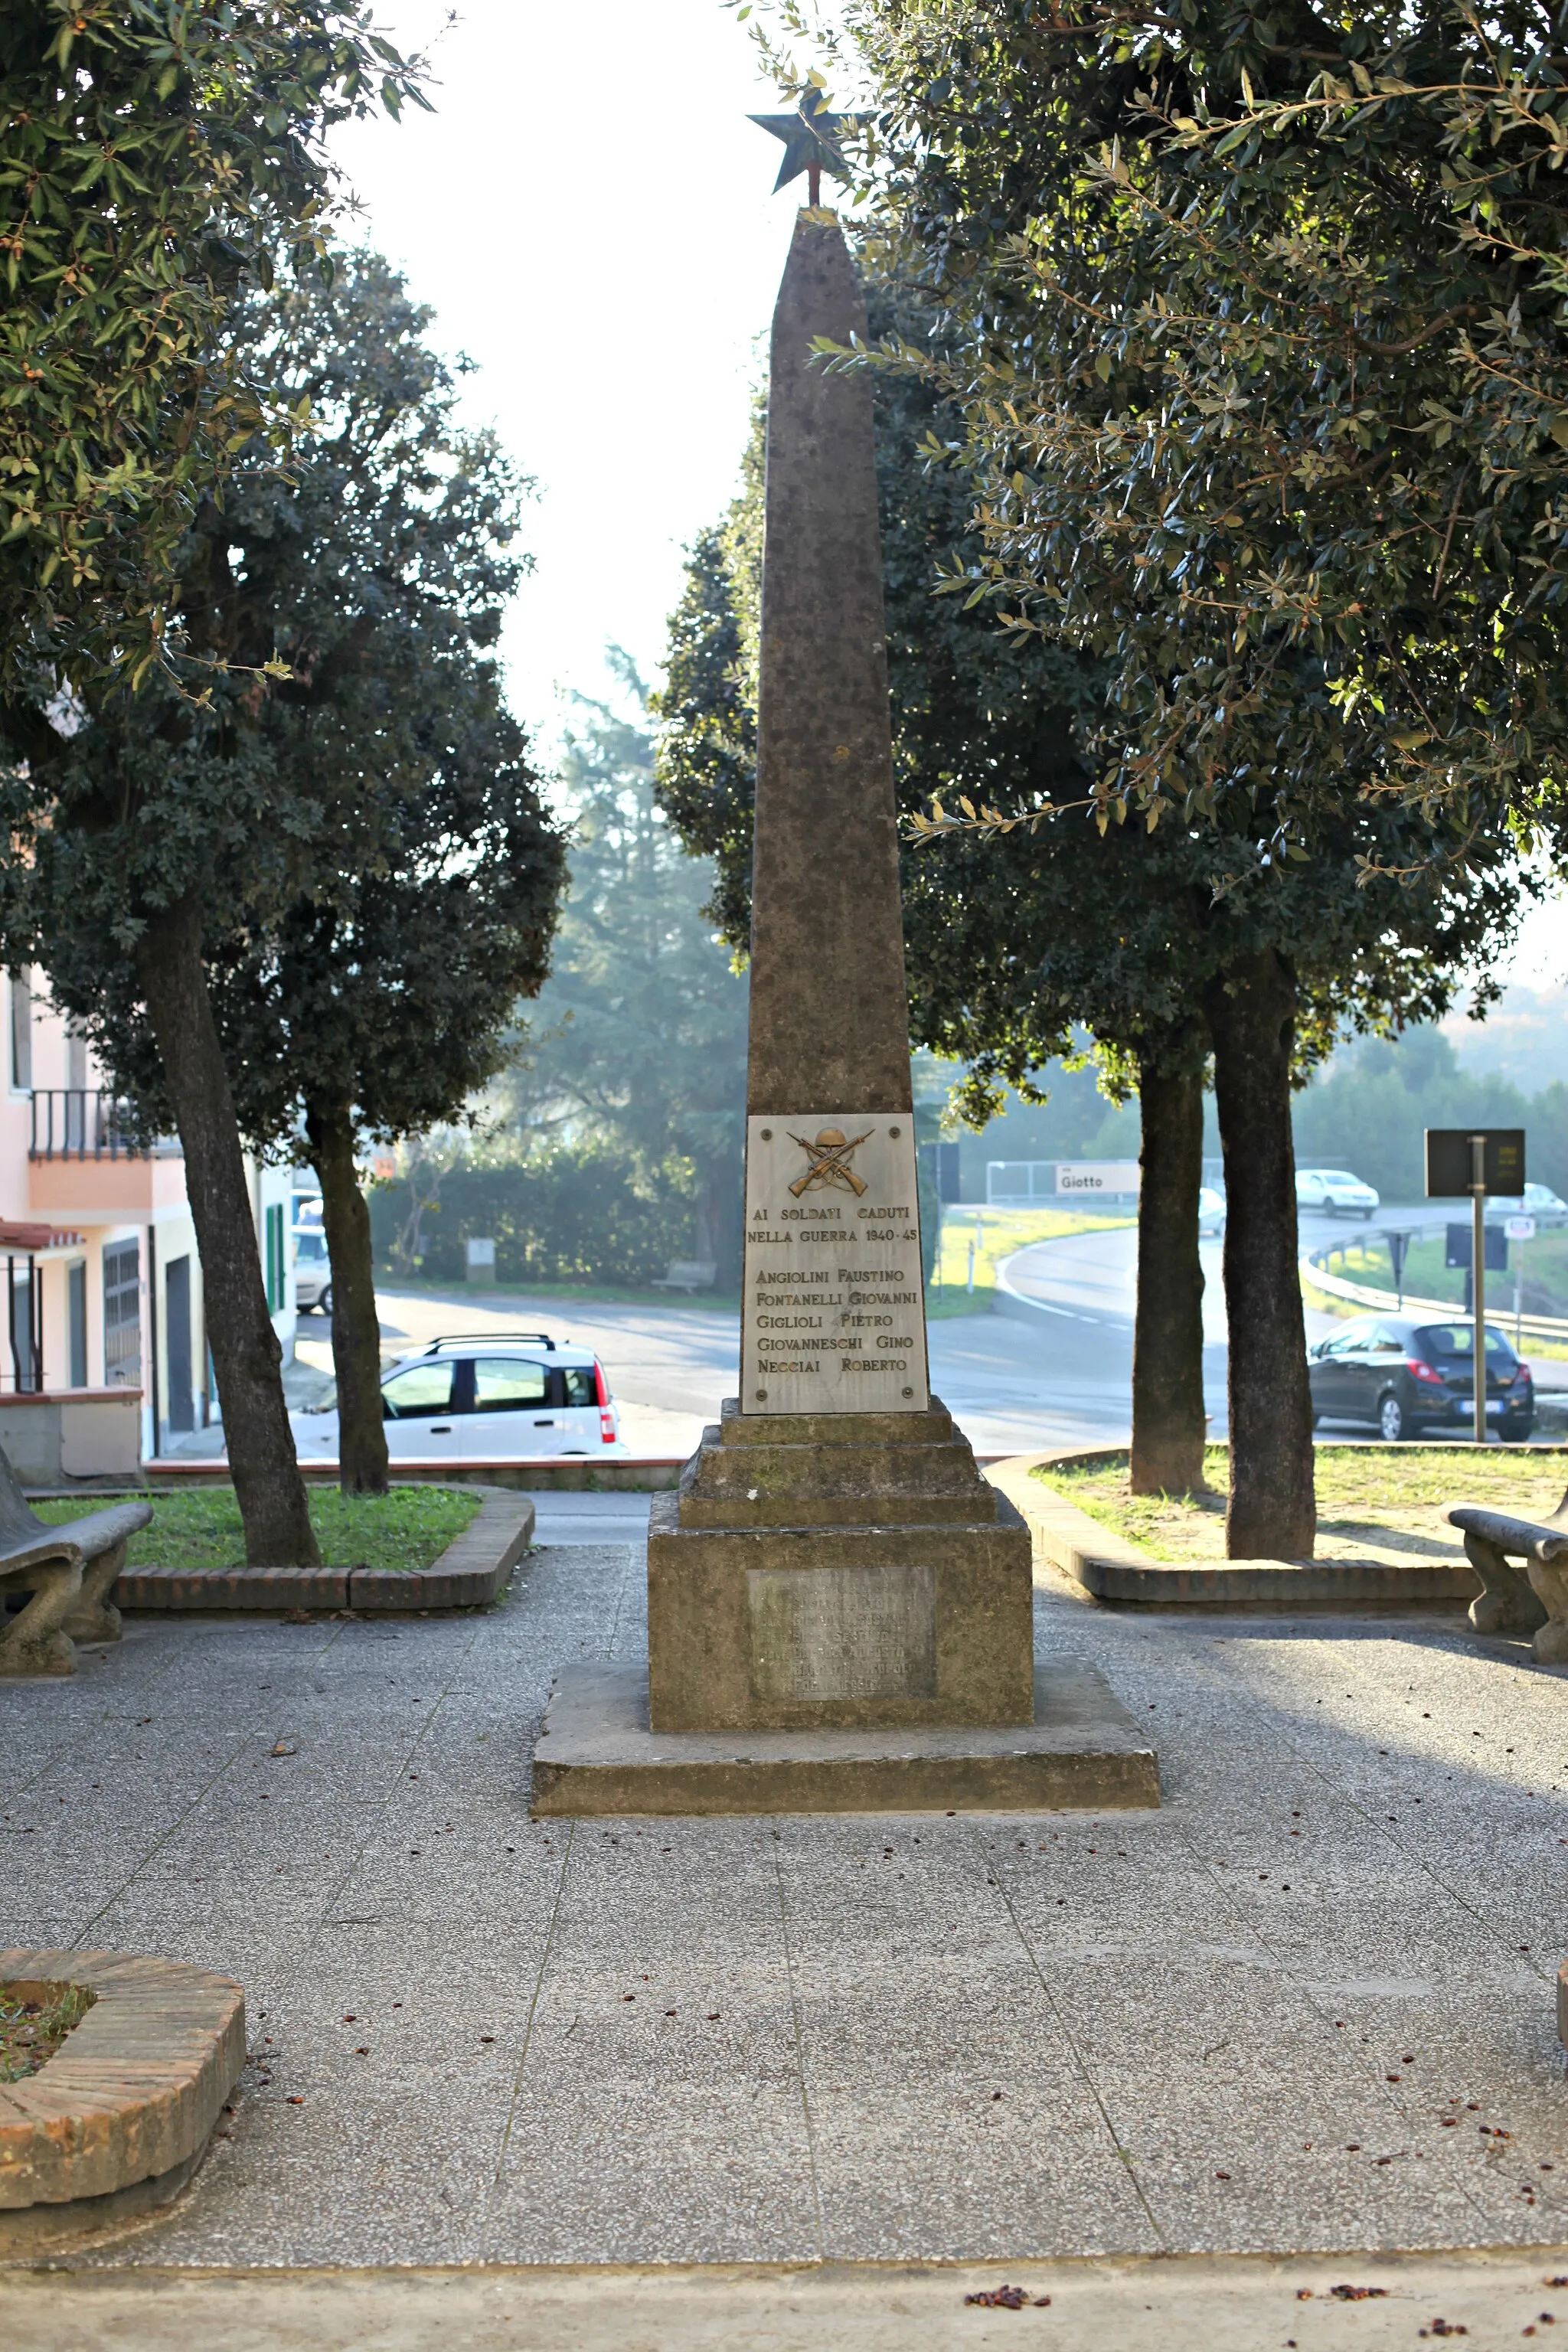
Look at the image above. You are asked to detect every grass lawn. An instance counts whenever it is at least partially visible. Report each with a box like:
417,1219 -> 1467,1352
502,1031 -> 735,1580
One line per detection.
1031,1443 -> 1568,1565
1313,1229 -> 1568,1318
926,1206 -> 1136,1319
35,1485 -> 482,1574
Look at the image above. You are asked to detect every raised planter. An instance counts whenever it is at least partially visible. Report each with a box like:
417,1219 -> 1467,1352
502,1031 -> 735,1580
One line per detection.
0,1949 -> 243,2250
987,1451 -> 1479,1612
144,1457 -> 684,1491
114,1491 -> 535,1615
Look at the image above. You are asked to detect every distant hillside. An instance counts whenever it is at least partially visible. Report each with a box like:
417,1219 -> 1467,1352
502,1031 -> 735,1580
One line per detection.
1292,1022 -> 1568,1199
1440,984 -> 1568,1096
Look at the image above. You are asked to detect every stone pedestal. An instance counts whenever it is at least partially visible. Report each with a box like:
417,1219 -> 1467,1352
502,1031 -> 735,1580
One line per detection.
646,1396 -> 1032,1731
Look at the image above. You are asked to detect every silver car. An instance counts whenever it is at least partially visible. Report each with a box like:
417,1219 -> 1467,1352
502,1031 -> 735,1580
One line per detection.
289,1331 -> 626,1461
1295,1168 -> 1380,1220
292,1226 -> 332,1314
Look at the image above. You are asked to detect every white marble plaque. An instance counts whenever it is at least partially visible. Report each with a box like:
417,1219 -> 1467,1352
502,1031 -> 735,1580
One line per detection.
747,1563 -> 937,1703
741,1111 -> 929,1415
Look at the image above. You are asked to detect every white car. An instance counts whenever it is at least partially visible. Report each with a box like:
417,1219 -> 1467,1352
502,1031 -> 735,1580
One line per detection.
289,1331 -> 624,1462
1295,1168 -> 1380,1220
293,1226 -> 332,1314
1489,1181 -> 1568,1227
1197,1184 -> 1227,1236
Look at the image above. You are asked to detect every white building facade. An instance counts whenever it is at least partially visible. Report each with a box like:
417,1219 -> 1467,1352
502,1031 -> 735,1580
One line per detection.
0,969 -> 296,1475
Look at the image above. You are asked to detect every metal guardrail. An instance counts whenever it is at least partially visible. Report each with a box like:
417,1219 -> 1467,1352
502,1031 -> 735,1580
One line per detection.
1301,1250 -> 1568,1346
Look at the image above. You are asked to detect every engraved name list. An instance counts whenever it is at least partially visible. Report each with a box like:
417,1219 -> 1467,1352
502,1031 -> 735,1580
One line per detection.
740,1112 -> 931,1414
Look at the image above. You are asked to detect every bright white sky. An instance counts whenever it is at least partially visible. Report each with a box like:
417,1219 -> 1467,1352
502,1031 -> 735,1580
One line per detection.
331,0 -> 799,752
330,1 -> 1567,991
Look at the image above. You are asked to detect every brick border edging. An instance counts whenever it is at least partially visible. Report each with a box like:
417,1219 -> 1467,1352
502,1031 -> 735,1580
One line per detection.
986,1452 -> 1479,1612
113,1491 -> 535,1615
0,1949 -> 244,2230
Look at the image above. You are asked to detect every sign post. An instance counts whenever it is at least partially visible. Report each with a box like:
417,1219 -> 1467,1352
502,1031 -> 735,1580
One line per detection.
1426,1128 -> 1526,1446
1505,1213 -> 1536,1351
1469,1135 -> 1487,1447
1386,1228 -> 1413,1311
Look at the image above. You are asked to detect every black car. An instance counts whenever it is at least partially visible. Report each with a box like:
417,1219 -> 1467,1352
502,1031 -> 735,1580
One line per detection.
1308,1315 -> 1535,1442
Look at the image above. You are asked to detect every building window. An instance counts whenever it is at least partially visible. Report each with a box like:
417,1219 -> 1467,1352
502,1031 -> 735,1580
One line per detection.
9,972 -> 31,1093
103,1240 -> 141,1387
264,1202 -> 286,1314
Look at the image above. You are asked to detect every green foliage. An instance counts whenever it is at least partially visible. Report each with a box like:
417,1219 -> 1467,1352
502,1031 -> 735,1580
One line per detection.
794,0 -> 1568,835
499,662 -> 747,1280
5,250 -> 565,1152
0,0 -> 423,697
38,1482 -> 481,1573
369,1146 -> 699,1290
655,256 -> 1527,1129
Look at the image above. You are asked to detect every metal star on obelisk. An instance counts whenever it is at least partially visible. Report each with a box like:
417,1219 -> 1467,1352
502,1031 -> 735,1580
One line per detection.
750,83 -> 870,207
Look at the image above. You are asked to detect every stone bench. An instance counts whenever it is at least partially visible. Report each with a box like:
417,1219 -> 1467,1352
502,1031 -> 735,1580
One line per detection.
651,1260 -> 718,1293
0,1449 -> 152,1676
1447,1501 -> 1568,1661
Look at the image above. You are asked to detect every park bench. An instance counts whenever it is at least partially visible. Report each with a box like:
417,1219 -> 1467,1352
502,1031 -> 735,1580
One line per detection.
1447,1494 -> 1568,1662
0,1452 -> 152,1676
651,1260 -> 718,1294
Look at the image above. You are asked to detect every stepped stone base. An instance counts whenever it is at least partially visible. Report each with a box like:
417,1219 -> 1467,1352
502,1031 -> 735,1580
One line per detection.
645,1396 -> 1034,1732
531,1658 -> 1159,1816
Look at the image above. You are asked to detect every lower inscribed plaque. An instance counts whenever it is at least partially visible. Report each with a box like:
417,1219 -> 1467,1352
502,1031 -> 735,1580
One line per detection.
747,1563 -> 937,1704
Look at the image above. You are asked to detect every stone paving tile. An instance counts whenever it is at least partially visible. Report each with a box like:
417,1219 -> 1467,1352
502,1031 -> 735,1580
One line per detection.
7,1570 -> 1568,2269
485,1961 -> 820,2265
791,1953 -> 1152,2260
126,2086 -> 498,2269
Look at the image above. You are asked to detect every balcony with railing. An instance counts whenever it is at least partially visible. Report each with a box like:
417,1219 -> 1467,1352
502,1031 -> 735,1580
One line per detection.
27,1090 -> 183,1218
31,1090 -> 155,1161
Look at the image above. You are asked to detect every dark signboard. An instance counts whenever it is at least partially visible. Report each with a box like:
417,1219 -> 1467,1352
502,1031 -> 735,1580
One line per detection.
920,1141 -> 962,1204
1444,1223 -> 1509,1272
1424,1129 -> 1526,1197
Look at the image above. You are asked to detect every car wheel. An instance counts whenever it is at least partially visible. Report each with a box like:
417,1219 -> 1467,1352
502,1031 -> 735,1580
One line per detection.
320,1283 -> 332,1316
1361,1208 -> 1374,1221
1378,1391 -> 1405,1442
1501,1418 -> 1534,1444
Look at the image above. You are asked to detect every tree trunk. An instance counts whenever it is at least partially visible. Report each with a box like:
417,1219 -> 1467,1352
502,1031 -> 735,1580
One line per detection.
136,893 -> 320,1566
306,1096 -> 388,1496
1130,1047 -> 1208,1496
1204,949 -> 1316,1559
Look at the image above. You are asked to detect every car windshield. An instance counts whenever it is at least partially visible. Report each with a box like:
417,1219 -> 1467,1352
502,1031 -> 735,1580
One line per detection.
294,1231 -> 327,1263
1321,1172 -> 1361,1185
1417,1324 -> 1514,1362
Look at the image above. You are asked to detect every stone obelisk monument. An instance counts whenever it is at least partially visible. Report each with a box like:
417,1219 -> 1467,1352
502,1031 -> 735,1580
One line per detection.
743,212 -> 929,1421
530,202 -> 1158,1817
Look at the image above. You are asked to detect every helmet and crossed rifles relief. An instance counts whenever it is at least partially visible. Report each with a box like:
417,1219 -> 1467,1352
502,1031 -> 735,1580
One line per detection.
787,1127 -> 874,1199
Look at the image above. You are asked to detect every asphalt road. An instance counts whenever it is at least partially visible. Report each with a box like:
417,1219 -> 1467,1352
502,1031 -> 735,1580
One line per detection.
280,1199 -> 1560,1470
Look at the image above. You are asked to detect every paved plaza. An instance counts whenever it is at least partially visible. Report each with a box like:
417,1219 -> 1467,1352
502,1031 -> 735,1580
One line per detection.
4,1508 -> 1567,2298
